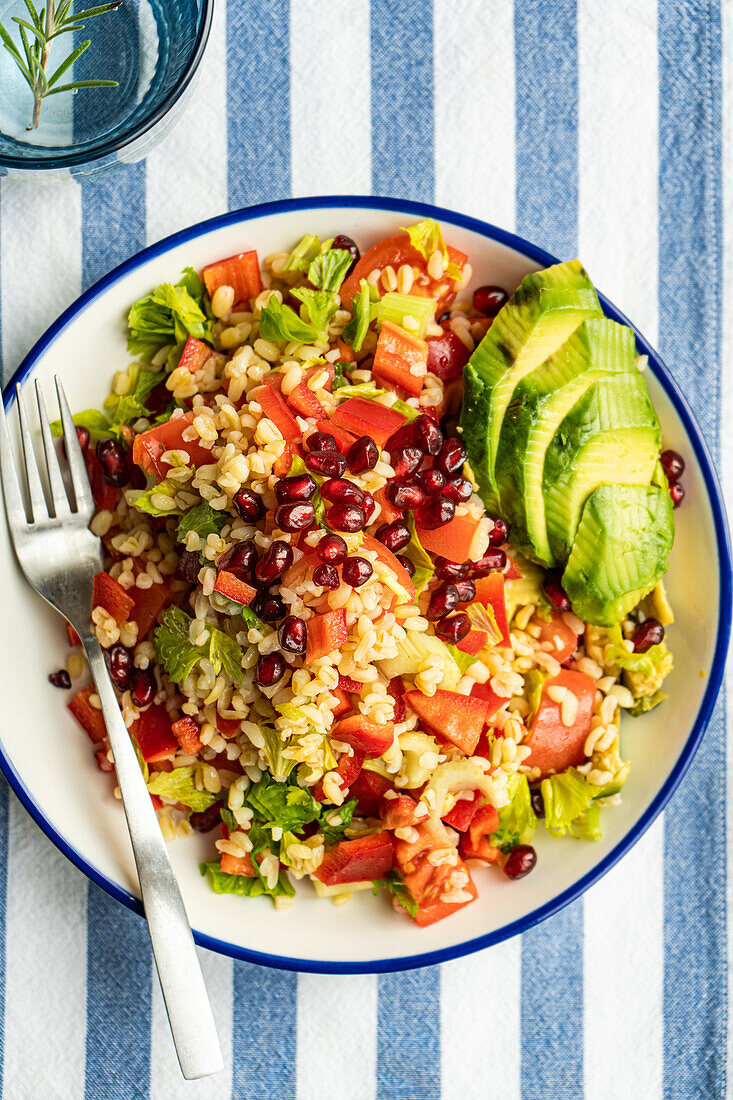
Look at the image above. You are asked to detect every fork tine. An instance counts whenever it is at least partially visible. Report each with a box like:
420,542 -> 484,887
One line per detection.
0,395 -> 29,530
54,376 -> 94,520
35,381 -> 71,519
15,383 -> 49,522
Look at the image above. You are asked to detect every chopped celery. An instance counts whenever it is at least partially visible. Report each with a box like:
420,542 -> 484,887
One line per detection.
377,629 -> 463,690
282,233 -> 331,273
378,291 -> 436,339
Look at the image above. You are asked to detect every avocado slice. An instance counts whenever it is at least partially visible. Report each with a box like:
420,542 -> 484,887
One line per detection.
542,371 -> 661,562
495,318 -> 637,565
562,483 -> 674,625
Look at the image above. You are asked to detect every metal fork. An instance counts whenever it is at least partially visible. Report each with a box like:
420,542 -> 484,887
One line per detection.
0,377 -> 223,1081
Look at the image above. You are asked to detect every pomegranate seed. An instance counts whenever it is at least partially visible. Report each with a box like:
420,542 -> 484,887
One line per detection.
435,613 -> 471,644
130,668 -> 156,708
95,749 -> 114,773
376,522 -> 411,553
318,533 -> 347,564
126,448 -> 147,489
387,677 -> 406,722
306,450 -> 346,478
413,414 -> 443,456
487,516 -> 509,546
75,425 -> 90,450
175,549 -> 201,583
392,447 -> 423,479
396,554 -> 415,577
218,540 -> 257,578
48,669 -> 71,689
321,478 -> 365,506
275,502 -> 316,531
435,437 -> 466,476
434,556 -> 469,581
415,495 -> 455,529
416,468 -> 446,495
189,804 -> 224,833
442,476 -> 472,502
386,423 -> 417,454
453,578 -> 475,602
313,563 -> 340,589
362,490 -> 376,523
347,436 -> 379,474
660,449 -> 685,480
385,481 -> 425,511
632,618 -> 665,652
96,438 -> 129,488
504,844 -> 537,880
256,653 -> 286,686
542,571 -> 571,612
473,285 -> 508,317
254,540 -> 293,584
342,556 -> 373,588
669,481 -> 685,507
332,234 -> 361,273
427,582 -> 460,621
106,643 -> 132,689
472,548 -> 507,575
530,787 -> 545,818
327,503 -> 366,532
275,474 -> 316,503
253,592 -> 286,622
233,488 -> 266,523
307,431 -> 338,452
278,615 -> 307,654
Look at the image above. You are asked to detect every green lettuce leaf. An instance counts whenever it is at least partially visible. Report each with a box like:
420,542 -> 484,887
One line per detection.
282,233 -> 330,273
371,871 -> 418,917
209,629 -> 244,681
491,774 -> 537,852
444,644 -> 477,673
258,294 -> 318,344
331,359 -> 355,391
128,271 -> 213,360
245,775 -> 321,833
334,382 -> 386,401
319,798 -> 357,845
404,515 -> 434,595
308,249 -> 354,293
290,287 -> 339,338
153,607 -> 244,685
571,801 -> 602,841
541,768 -> 598,837
400,218 -> 462,280
148,767 -> 220,812
200,861 -> 295,899
128,480 -> 184,517
259,727 -> 298,783
50,407 -> 112,441
177,501 -> 227,544
342,279 -> 379,352
603,625 -> 666,679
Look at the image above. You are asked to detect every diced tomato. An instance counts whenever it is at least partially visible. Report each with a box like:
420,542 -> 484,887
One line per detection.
213,570 -> 256,606
306,608 -> 348,662
533,612 -> 579,664
171,716 -> 204,755
84,449 -> 117,511
372,320 -> 428,398
349,770 -> 393,816
93,571 -> 135,624
314,419 -> 356,455
132,413 -> 212,479
315,831 -> 394,885
472,572 -> 511,648
338,674 -> 363,694
331,714 -> 395,757
524,669 -> 596,778
411,880 -> 479,927
426,330 -> 471,381
393,815 -> 477,926
129,578 -> 173,639
387,676 -> 406,723
312,750 -> 365,802
361,534 -> 416,602
459,805 -> 502,864
404,688 -> 491,756
286,381 -> 327,420
330,687 -> 353,720
253,384 -> 301,443
66,622 -> 81,647
68,686 -> 107,743
330,398 -> 406,448
456,629 -> 488,656
177,335 -> 212,373
131,704 -> 178,763
417,513 -> 483,564
202,250 -> 262,306
373,484 -> 402,525
380,794 -> 420,830
340,234 -> 468,312
220,851 -> 257,877
442,792 -> 480,832
215,715 -> 242,738
469,681 -> 510,719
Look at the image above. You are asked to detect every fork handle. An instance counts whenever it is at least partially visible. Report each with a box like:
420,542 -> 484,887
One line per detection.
83,637 -> 223,1080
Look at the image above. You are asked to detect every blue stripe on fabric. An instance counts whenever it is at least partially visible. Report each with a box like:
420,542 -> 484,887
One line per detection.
658,3 -> 726,1098
514,0 -> 578,258
514,3 -> 583,1097
370,0 -> 434,201
227,0 -> 290,209
377,969 -> 441,1100
231,963 -> 296,1099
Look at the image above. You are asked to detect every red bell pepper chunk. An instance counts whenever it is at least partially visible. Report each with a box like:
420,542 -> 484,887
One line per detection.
253,384 -> 301,443
340,234 -> 467,311
213,570 -> 257,606
220,851 -> 257,876
331,714 -> 395,758
215,715 -> 242,738
386,676 -> 406,723
404,688 -> 491,756
132,413 -> 212,480
93,571 -> 135,623
330,687 -> 353,720
84,449 -> 117,511
442,792 -> 481,832
314,419 -> 356,455
66,622 -> 81,647
472,572 -> 511,647
372,320 -> 428,398
68,686 -> 107,744
373,484 -> 402,525
273,441 -> 298,477
380,794 -> 421,830
524,669 -> 596,779
286,381 -> 327,420
315,831 -> 394,885
129,578 -> 173,639
202,250 -> 262,306
177,335 -> 213,373
504,555 -> 523,580
459,805 -> 502,864
470,680 -> 510,718
305,608 -> 348,662
171,716 -> 204,755
338,673 -> 363,694
312,750 -> 365,802
130,704 -> 178,763
533,612 -> 579,663
417,513 -> 483,564
411,880 -> 479,927
349,771 -> 394,816
330,398 -> 406,448
392,816 -> 477,926
361,534 -> 416,602
456,629 -> 488,656
426,330 -> 471,381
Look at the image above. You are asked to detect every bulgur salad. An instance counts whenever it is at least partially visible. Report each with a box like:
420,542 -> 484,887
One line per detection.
50,221 -> 683,926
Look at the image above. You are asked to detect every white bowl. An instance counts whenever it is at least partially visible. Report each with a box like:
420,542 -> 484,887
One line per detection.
1,197 -> 730,973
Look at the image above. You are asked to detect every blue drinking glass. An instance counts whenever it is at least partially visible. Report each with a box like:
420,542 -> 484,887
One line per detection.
0,0 -> 213,178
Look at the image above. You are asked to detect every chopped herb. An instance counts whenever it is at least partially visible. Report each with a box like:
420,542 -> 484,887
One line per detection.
371,871 -> 418,917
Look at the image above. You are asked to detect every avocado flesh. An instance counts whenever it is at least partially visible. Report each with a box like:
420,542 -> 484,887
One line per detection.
495,318 -> 637,565
562,484 -> 674,625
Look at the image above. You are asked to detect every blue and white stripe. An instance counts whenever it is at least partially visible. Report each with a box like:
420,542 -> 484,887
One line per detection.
0,1 -> 726,1096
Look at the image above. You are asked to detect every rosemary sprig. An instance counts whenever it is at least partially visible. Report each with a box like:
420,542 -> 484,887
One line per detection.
0,0 -> 122,131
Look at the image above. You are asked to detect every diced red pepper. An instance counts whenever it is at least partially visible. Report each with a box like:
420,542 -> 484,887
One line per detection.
315,831 -> 394,885
458,805 -> 502,864
84,449 -> 117,511
338,674 -> 363,694
305,609 -> 348,662
456,629 -> 488,655
417,513 -> 483,564
330,398 -> 406,448
66,623 -> 81,647
373,484 -> 402,525
426,330 -> 471,381
171,716 -> 204,755
253,384 -> 301,443
330,687 -> 353,720
387,676 -> 406,723
202,250 -> 262,306
215,716 -> 242,738
349,770 -> 394,816
130,704 -> 178,763
533,612 -> 579,663
213,570 -> 257,606
524,669 -> 596,779
470,681 -> 510,719
132,413 -> 212,480
286,381 -> 327,420
372,320 -> 428,398
312,750 -> 365,802
129,578 -> 173,639
177,335 -> 213,373
68,686 -> 107,744
331,714 -> 395,757
314,419 -> 356,455
392,815 -> 477,926
404,688 -> 491,756
442,792 -> 480,832
221,852 -> 257,876
273,441 -> 298,477
340,234 -> 467,312
361,534 -> 416,602
93,571 -> 135,624
472,573 -> 511,648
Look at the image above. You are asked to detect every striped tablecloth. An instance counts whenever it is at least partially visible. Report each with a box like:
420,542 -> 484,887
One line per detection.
0,1 -> 728,1097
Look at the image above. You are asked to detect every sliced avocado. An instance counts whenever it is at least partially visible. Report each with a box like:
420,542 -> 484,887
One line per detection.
561,484 -> 674,625
495,318 -> 637,564
543,372 -> 661,561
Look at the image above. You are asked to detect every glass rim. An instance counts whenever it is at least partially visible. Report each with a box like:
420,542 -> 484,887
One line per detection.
0,0 -> 215,171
